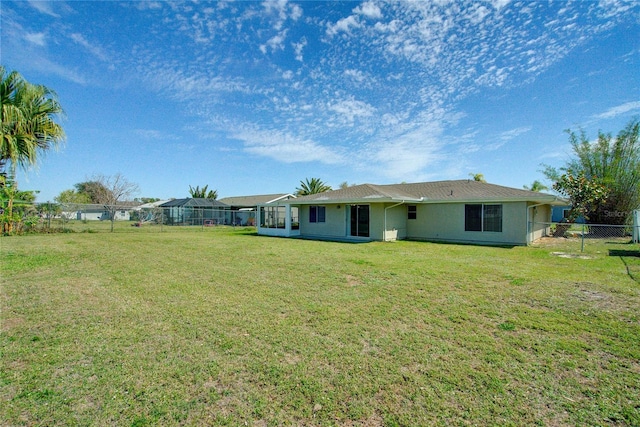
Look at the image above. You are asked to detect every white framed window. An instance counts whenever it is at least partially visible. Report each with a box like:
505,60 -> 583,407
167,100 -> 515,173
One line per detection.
465,204 -> 502,232
309,206 -> 326,223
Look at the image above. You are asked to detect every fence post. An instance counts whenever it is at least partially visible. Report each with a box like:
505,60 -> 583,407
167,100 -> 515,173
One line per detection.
581,223 -> 585,252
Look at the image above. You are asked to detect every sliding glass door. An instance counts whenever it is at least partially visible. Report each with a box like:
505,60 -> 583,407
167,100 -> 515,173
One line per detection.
350,205 -> 370,237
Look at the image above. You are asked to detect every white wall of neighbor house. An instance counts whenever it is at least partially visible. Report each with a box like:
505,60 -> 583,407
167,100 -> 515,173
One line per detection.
406,201 -> 531,245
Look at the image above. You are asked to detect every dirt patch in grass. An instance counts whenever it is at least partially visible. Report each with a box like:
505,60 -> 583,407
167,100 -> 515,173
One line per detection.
533,237 -> 582,247
346,274 -> 364,287
550,251 -> 594,259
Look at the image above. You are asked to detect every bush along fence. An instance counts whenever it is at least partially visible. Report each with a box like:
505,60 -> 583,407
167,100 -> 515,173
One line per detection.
534,221 -> 638,251
2,203 -> 257,234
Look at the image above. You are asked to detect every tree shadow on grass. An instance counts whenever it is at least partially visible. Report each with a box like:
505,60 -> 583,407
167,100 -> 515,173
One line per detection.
609,249 -> 640,258
610,249 -> 640,283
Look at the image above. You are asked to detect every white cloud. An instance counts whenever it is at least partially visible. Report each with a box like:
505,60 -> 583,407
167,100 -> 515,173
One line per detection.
69,33 -> 110,62
24,32 -> 46,46
292,37 -> 307,62
28,1 -> 61,17
81,0 -> 637,178
328,99 -> 376,123
344,69 -> 367,83
491,0 -> 511,11
261,0 -> 301,30
593,101 -> 640,119
260,30 -> 288,54
135,2 -> 163,11
369,125 -> 446,180
500,126 -> 532,141
234,128 -> 344,164
34,58 -> 87,85
326,15 -> 361,36
355,1 -> 382,19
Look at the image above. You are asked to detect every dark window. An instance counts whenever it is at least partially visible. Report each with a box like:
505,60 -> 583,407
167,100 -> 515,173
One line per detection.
465,204 -> 502,232
408,205 -> 417,220
465,204 -> 482,231
350,205 -> 370,237
309,206 -> 326,223
483,204 -> 502,232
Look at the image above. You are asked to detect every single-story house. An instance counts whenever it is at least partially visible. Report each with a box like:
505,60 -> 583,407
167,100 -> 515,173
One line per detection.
75,204 -> 133,221
218,193 -> 295,226
159,198 -> 229,225
257,180 -> 566,246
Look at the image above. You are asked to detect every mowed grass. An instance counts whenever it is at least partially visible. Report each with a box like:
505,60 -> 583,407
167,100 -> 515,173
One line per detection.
1,228 -> 639,426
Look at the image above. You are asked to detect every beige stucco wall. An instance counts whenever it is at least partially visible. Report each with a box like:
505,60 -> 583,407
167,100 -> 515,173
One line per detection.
527,203 -> 552,242
298,204 -> 347,238
406,201 -> 531,245
382,203 -> 408,241
296,201 -> 551,245
298,203 -> 398,241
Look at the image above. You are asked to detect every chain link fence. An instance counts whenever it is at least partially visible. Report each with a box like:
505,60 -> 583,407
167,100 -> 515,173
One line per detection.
534,221 -> 638,251
3,203 -> 256,234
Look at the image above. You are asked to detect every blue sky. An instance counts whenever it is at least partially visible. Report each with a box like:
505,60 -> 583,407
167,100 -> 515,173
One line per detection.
2,0 -> 639,202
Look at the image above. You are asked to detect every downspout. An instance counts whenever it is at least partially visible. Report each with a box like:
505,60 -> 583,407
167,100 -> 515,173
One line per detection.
384,201 -> 406,241
527,202 -> 547,244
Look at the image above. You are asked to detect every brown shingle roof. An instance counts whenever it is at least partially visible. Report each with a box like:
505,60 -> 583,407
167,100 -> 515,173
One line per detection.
290,180 -> 562,204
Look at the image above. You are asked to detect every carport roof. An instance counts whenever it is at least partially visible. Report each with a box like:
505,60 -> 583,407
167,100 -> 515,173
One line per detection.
159,198 -> 229,208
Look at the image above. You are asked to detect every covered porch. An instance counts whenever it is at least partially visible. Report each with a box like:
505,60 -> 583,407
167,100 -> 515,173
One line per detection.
256,203 -> 300,237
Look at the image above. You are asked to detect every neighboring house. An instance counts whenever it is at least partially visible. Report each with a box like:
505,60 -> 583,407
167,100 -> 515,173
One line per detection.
136,199 -> 173,209
76,204 -> 133,221
551,205 -> 585,223
218,193 -> 295,226
159,198 -> 229,225
257,180 -> 565,246
134,200 -> 173,223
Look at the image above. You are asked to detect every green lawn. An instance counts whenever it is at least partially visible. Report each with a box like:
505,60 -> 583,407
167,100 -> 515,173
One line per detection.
1,228 -> 639,426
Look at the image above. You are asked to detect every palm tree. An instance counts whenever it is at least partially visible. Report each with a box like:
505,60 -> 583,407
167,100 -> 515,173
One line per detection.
1,67 -> 65,180
295,178 -> 332,196
189,184 -> 218,199
523,180 -> 549,192
469,173 -> 486,183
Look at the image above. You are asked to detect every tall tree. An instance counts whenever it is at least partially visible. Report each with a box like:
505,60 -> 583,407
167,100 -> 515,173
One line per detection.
523,180 -> 549,192
1,67 -> 65,182
295,178 -> 332,196
55,189 -> 91,205
74,181 -> 109,203
552,171 -> 608,222
90,174 -> 140,232
188,184 -> 217,199
544,118 -> 640,224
